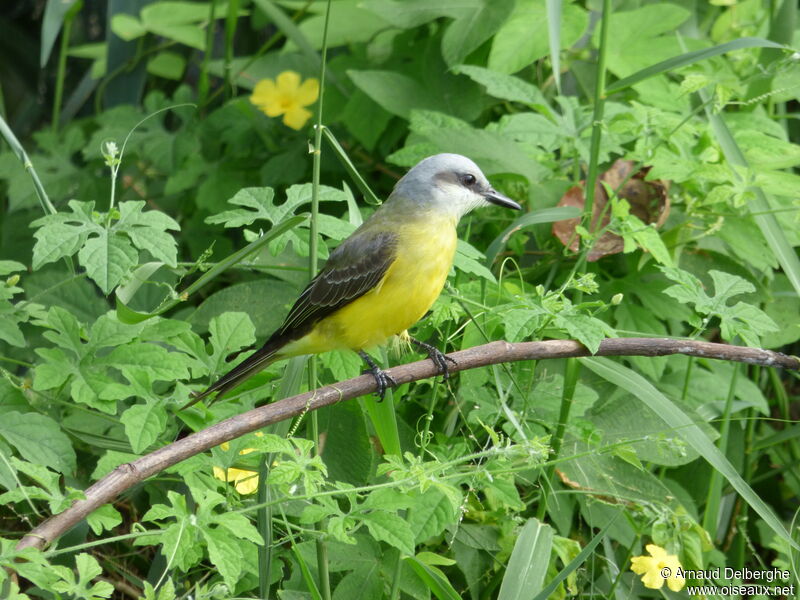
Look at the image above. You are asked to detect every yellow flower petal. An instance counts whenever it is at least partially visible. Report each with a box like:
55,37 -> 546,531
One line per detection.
296,78 -> 320,106
283,105 -> 312,130
641,568 -> 665,589
276,70 -> 302,94
250,79 -> 279,107
667,573 -> 686,592
213,466 -> 259,495
630,544 -> 685,591
235,475 -> 260,495
630,555 -> 656,575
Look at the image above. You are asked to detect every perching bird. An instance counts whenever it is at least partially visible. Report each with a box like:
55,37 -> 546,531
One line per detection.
185,154 -> 521,407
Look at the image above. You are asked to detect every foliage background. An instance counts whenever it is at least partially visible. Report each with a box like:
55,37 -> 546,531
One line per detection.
0,0 -> 799,598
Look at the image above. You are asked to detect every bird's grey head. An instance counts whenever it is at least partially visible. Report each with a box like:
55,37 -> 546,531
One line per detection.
391,153 -> 521,219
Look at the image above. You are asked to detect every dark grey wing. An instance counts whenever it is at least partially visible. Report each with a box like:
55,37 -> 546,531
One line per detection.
273,229 -> 399,341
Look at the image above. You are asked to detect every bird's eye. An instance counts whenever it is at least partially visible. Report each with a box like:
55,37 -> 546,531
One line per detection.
460,173 -> 477,187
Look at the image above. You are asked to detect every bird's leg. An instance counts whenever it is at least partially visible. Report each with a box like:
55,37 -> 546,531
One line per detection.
358,351 -> 397,400
409,338 -> 457,380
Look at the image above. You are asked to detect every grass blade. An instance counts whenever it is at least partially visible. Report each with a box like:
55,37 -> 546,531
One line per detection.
498,518 -> 554,600
485,206 -> 580,266
607,37 -> 785,94
321,126 -> 381,205
581,357 -> 798,550
702,89 -> 800,296
404,556 -> 462,600
532,511 -> 620,600
546,0 -> 562,94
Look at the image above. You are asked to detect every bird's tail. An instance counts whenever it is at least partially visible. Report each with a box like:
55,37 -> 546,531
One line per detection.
181,337 -> 287,409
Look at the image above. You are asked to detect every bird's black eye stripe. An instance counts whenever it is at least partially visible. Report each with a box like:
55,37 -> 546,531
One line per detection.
460,173 -> 477,188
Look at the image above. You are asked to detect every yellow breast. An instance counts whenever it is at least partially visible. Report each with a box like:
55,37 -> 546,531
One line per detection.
290,214 -> 458,354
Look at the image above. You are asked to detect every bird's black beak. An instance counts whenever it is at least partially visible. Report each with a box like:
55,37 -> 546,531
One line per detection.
483,188 -> 521,210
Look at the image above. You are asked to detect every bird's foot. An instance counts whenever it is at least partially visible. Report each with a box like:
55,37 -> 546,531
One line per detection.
410,338 -> 457,380
359,351 -> 397,401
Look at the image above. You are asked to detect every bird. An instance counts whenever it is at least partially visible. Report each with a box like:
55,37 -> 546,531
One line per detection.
184,153 -> 521,408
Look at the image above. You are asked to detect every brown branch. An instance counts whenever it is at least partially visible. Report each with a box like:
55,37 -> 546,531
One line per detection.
17,337 -> 799,552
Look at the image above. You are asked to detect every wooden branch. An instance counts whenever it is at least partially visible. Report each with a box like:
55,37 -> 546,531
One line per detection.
17,338 -> 799,552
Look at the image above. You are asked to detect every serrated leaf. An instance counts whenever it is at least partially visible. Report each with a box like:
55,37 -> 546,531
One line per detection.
78,232 -> 138,294
104,343 -> 190,381
362,511 -> 416,555
202,527 -> 243,590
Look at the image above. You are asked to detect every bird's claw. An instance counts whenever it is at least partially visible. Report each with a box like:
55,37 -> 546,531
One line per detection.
359,350 -> 397,401
410,339 -> 457,381
362,366 -> 398,400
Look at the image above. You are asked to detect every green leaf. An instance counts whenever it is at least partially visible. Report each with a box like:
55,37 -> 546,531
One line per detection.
104,343 -> 190,381
348,70 -> 453,120
87,504 -> 123,535
205,187 -> 278,228
208,312 -> 256,362
441,0 -> 515,67
553,313 -> 612,354
121,401 -> 168,453
453,65 -> 549,106
362,511 -> 416,556
110,14 -> 147,41
78,232 -> 138,294
202,527 -> 244,590
455,240 -> 496,283
0,412 -> 76,475
489,0 -> 588,75
498,519 -> 554,600
581,357 -> 797,551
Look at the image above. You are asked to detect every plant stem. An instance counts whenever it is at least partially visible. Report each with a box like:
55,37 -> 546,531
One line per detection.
582,0 -> 611,235
309,2 -> 333,599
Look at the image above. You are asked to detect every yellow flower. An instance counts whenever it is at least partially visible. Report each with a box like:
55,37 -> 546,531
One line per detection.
214,436 -> 262,495
213,465 -> 259,495
630,544 -> 686,592
250,71 -> 319,130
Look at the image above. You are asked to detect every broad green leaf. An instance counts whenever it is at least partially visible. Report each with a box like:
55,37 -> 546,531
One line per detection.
362,0 -> 463,28
498,519 -> 554,600
121,401 -> 168,453
453,65 -> 549,107
362,511 -> 416,556
110,14 -> 147,41
202,527 -> 244,590
78,232 -> 138,294
104,343 -> 190,381
0,412 -> 76,475
348,70 -> 453,120
581,357 -> 797,550
489,0 -> 588,74
441,0 -> 515,67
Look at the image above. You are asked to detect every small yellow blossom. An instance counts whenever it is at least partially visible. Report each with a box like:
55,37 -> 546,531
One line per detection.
213,465 -> 259,495
250,71 -> 319,130
214,434 -> 263,495
631,544 -> 686,592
